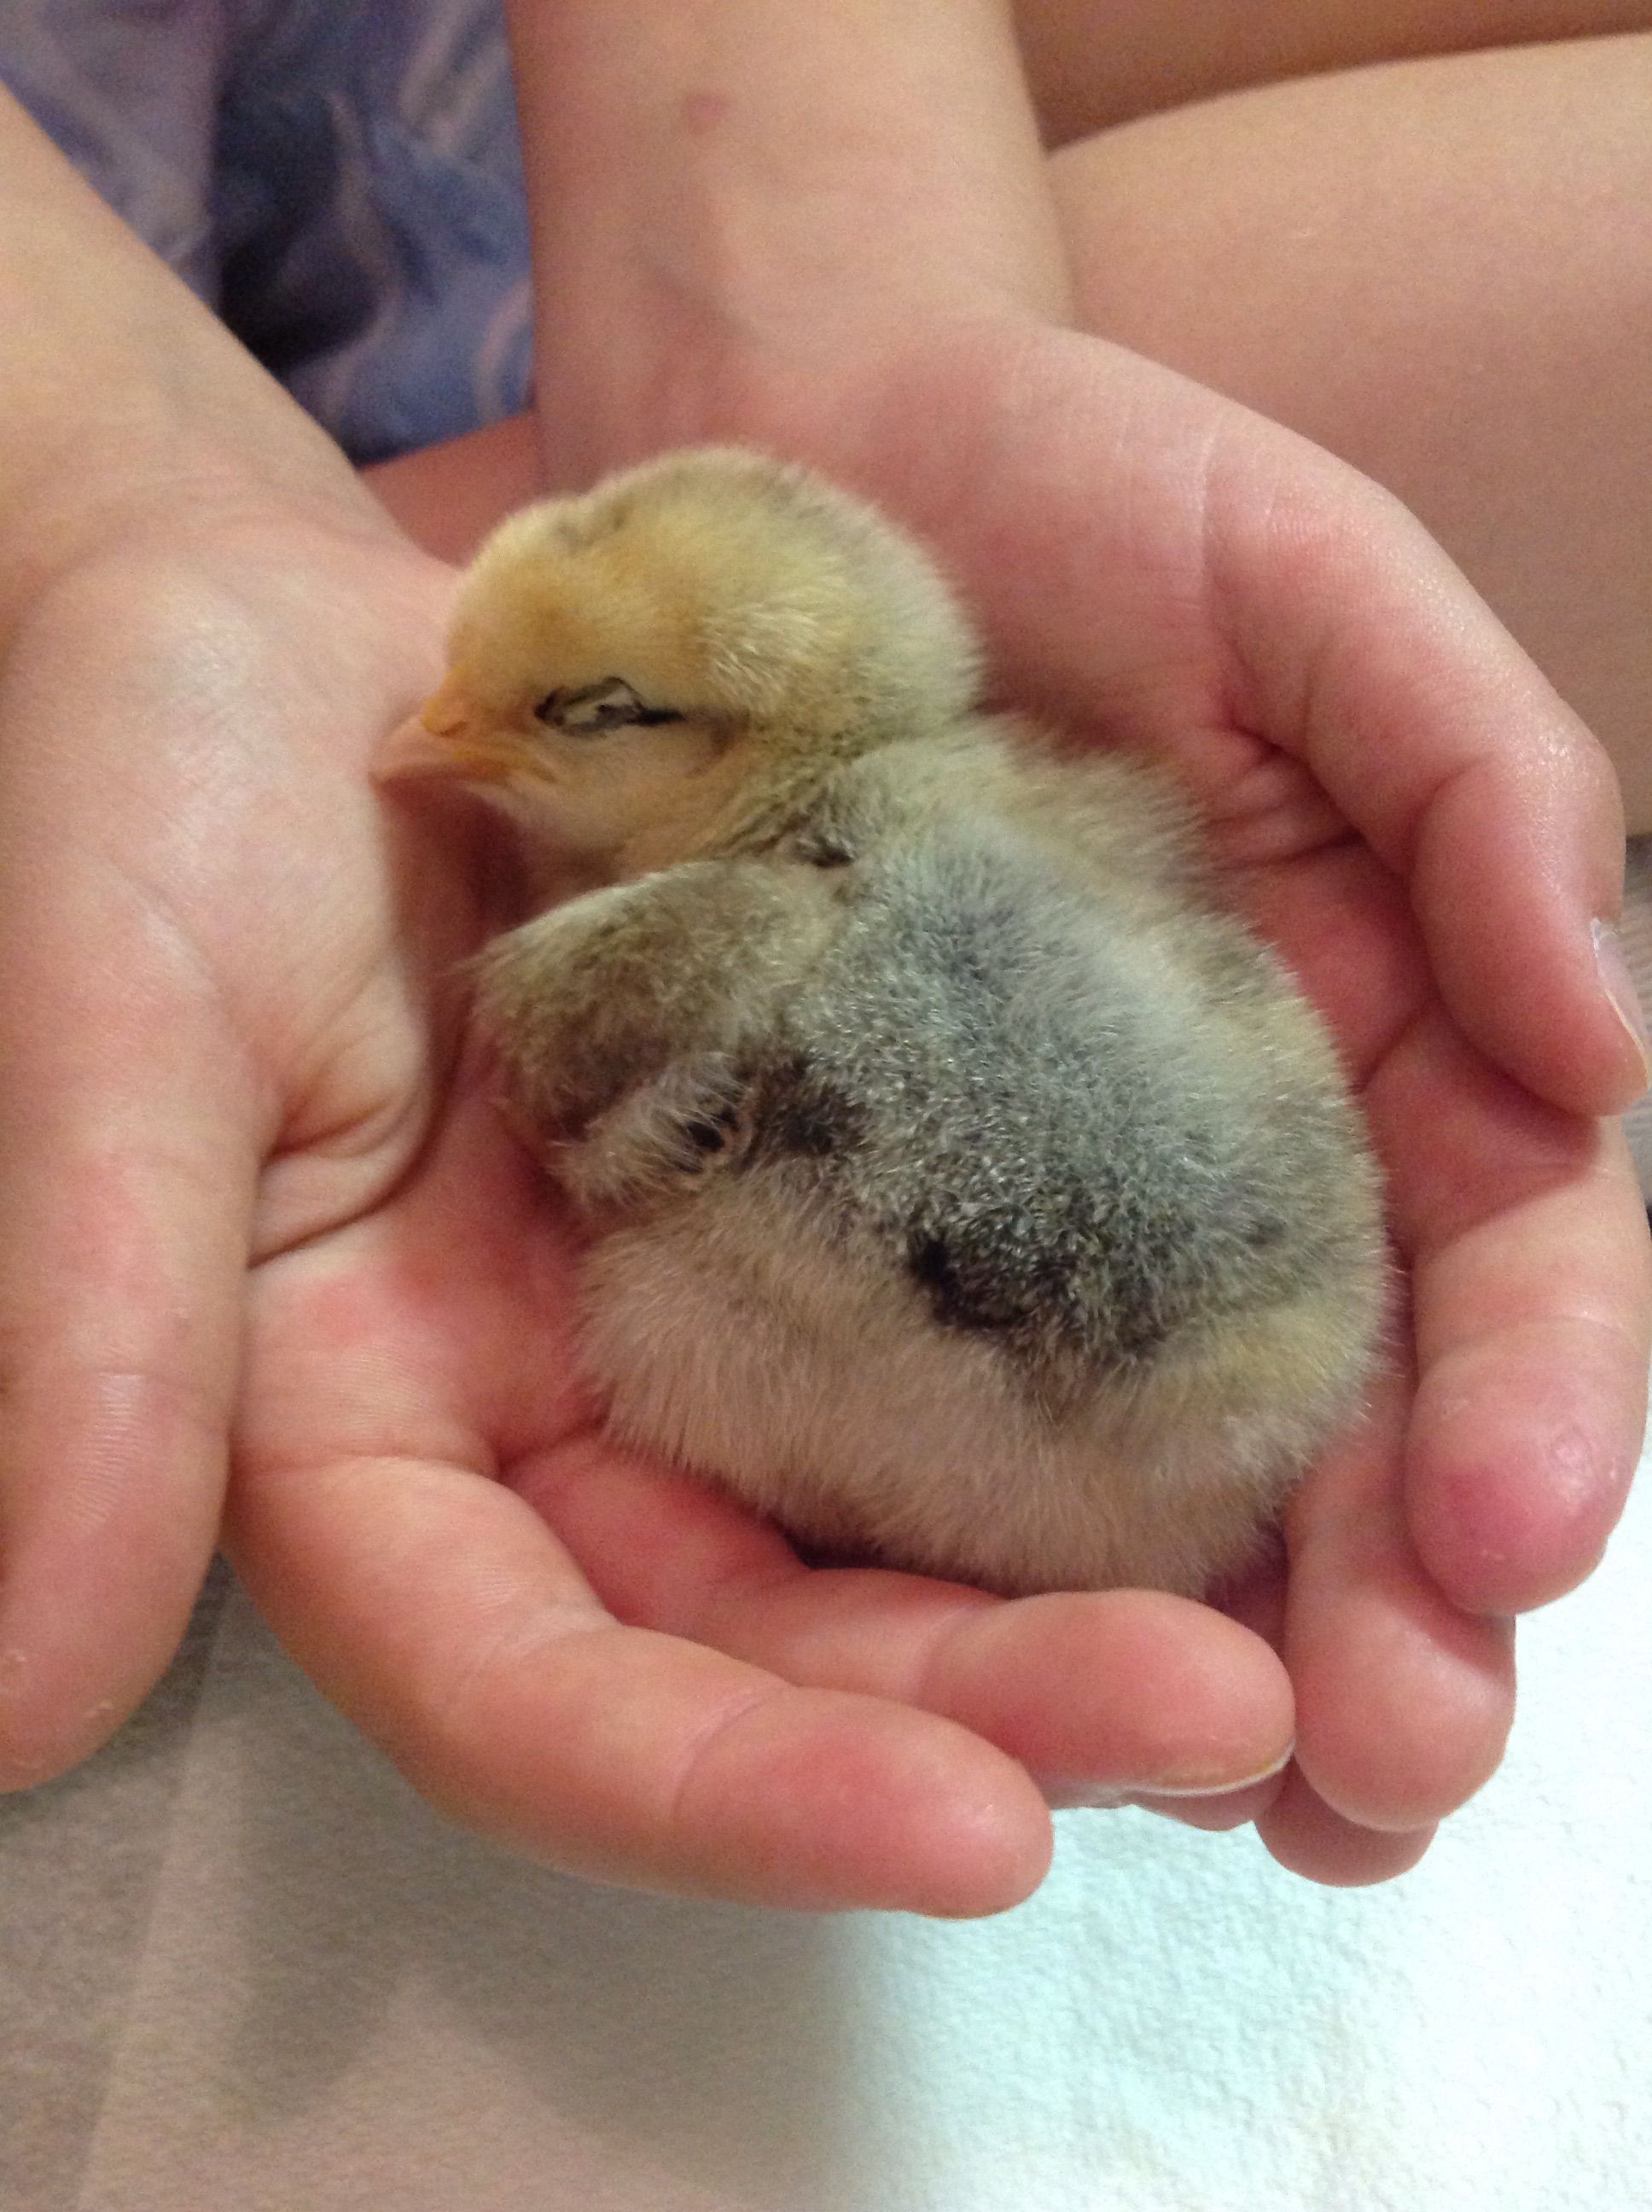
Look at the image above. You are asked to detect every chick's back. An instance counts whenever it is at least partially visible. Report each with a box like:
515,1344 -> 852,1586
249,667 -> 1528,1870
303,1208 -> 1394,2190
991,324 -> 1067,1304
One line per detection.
572,731 -> 1385,1598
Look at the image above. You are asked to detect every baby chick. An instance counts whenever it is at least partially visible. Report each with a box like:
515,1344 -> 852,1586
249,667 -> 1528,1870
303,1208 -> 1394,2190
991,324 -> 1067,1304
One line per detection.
380,447 -> 1386,1598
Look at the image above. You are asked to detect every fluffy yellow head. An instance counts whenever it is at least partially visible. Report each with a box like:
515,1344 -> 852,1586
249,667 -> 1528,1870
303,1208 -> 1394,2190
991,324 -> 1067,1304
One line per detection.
379,447 -> 981,866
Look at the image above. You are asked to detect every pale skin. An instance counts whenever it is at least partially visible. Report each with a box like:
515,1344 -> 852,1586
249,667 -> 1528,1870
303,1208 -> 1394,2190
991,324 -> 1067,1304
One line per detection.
0,3 -> 1648,1909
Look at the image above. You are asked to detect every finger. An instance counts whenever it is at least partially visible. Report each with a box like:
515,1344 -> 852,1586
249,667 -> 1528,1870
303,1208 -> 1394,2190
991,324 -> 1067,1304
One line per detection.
1257,1764 -> 1436,1887
0,860 -> 259,1785
513,1435 -> 1297,1800
874,332 -> 1642,1114
1216,448 -> 1643,1116
228,1447 -> 1053,1917
1370,1010 -> 1651,1611
1128,1555 -> 1291,1829
1284,1371 -> 1516,1832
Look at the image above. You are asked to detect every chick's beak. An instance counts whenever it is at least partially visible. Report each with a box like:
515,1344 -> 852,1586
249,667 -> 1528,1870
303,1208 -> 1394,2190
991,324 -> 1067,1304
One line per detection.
373,678 -> 533,785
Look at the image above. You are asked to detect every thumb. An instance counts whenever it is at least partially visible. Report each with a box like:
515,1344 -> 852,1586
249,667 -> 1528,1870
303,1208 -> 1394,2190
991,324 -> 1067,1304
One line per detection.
0,852 -> 259,1785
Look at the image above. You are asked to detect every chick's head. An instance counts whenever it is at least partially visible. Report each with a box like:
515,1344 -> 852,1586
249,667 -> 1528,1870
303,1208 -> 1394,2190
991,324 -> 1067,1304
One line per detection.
381,448 -> 981,868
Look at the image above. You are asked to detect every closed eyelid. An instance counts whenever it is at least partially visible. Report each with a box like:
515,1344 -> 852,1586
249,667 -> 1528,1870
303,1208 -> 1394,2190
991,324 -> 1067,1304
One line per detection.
562,681 -> 625,715
537,679 -> 685,731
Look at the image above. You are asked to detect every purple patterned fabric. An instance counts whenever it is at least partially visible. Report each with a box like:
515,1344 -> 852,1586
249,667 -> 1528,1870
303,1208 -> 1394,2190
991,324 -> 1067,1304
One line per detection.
3,0 -> 533,460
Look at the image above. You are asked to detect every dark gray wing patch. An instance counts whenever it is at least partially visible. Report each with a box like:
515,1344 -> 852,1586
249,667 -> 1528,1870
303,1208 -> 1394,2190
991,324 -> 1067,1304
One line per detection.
903,1186 -> 1184,1369
747,1051 -> 867,1161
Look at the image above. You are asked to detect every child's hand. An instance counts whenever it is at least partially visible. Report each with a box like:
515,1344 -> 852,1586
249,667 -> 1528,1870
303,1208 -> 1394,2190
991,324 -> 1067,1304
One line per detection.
374,307 -> 1652,1887
690,314 -> 1652,1879
0,479 -> 1293,1916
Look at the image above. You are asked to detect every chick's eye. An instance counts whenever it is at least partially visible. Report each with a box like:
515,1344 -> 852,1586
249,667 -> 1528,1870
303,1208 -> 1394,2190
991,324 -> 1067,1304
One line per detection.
534,677 -> 684,735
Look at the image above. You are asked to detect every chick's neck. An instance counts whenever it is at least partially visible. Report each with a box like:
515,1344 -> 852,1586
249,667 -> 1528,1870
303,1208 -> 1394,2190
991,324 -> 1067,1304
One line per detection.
614,714 -> 987,880
609,741 -> 835,876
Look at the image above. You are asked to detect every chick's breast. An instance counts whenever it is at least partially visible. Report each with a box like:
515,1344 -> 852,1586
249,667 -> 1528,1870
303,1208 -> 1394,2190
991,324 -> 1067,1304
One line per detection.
568,792 -> 1385,1599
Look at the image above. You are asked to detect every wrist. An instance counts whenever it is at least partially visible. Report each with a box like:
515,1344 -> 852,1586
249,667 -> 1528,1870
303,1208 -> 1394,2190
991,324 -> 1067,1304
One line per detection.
0,89 -> 386,612
0,433 -> 395,620
507,0 -> 1068,486
0,435 -> 412,738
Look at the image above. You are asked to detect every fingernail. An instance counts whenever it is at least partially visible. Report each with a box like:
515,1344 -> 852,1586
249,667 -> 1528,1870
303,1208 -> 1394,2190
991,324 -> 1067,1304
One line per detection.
1593,918 -> 1651,1093
1043,1782 -> 1136,1811
1043,1742 -> 1294,1812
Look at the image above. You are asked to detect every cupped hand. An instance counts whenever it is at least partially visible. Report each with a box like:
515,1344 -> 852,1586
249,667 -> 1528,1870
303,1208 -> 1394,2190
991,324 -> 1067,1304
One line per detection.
510,307 -> 1650,1883
742,317 -> 1652,1880
0,483 -> 1292,1916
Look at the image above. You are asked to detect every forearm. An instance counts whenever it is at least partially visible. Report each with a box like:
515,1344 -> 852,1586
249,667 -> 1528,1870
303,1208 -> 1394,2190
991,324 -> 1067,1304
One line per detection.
0,89 -> 381,603
504,0 -> 1068,481
1014,0 -> 1652,145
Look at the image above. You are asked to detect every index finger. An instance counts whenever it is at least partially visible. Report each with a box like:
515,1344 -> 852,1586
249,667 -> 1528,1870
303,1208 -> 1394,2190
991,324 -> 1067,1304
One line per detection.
1208,447 -> 1646,1118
